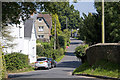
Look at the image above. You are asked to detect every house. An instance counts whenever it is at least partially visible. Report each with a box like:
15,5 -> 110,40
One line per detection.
3,17 -> 37,63
35,14 -> 52,42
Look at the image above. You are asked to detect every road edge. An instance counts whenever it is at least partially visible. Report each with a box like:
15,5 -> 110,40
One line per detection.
72,73 -> 120,80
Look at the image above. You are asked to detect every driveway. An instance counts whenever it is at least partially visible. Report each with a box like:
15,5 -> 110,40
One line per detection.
8,38 -> 103,80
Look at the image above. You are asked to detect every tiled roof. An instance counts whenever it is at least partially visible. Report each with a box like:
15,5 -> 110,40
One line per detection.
24,18 -> 34,38
37,14 -> 52,28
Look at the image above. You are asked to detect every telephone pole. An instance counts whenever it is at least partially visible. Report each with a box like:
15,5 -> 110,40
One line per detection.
54,18 -> 56,50
102,0 -> 105,43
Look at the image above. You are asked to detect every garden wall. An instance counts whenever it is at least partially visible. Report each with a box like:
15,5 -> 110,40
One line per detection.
86,43 -> 120,65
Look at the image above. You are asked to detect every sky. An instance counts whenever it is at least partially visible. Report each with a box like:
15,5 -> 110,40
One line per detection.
70,2 -> 97,17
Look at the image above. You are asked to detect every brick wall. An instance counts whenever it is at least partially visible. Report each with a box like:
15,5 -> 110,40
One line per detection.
86,43 -> 120,65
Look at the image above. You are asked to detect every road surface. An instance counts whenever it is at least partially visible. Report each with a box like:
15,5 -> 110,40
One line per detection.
8,38 -> 103,80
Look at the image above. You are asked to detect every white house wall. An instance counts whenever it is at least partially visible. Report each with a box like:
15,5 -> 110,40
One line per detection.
24,23 -> 36,63
29,23 -> 36,63
5,21 -> 24,54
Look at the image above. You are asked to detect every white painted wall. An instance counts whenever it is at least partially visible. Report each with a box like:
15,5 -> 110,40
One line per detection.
24,23 -> 36,63
5,20 -> 24,54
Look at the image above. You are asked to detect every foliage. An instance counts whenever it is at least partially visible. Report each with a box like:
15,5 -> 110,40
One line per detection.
0,43 -> 7,79
63,29 -> 71,43
78,13 -> 101,45
55,55 -> 65,63
72,29 -> 77,34
4,52 -> 30,71
58,35 -> 66,49
36,44 -> 64,61
36,44 -> 45,57
74,45 -> 88,63
74,44 -> 88,57
2,53 -> 7,78
78,2 -> 120,44
95,2 -> 120,43
73,60 -> 120,78
58,29 -> 71,49
36,40 -> 41,43
55,3 -> 82,30
7,66 -> 34,73
2,2 -> 37,25
51,13 -> 62,36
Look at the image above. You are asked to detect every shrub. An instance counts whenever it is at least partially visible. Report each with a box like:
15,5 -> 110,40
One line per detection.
58,35 -> 66,49
36,44 -> 45,57
41,42 -> 52,49
74,44 -> 89,63
5,52 -> 30,71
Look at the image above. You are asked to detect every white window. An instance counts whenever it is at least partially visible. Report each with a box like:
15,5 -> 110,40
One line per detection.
38,35 -> 44,38
38,26 -> 44,31
19,26 -> 22,38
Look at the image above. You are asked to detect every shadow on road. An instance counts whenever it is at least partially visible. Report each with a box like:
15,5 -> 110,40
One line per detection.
70,42 -> 83,45
65,52 -> 75,56
8,73 -> 43,78
57,61 -> 81,68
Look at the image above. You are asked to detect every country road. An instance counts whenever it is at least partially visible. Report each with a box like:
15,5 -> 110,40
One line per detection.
8,38 -> 103,80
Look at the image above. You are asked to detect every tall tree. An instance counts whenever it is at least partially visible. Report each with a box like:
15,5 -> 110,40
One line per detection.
51,13 -> 62,36
95,2 -> 120,43
79,2 -> 120,44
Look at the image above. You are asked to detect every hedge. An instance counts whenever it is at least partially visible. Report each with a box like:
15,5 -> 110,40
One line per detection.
74,44 -> 89,63
5,52 -> 30,71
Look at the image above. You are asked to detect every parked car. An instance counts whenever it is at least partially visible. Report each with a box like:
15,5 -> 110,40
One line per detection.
48,58 -> 56,68
35,57 -> 51,69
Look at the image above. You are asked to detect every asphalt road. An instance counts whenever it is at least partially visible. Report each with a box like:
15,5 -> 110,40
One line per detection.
8,38 -> 103,80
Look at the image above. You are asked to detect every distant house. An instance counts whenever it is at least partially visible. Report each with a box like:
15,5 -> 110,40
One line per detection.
35,14 -> 52,42
3,18 -> 37,63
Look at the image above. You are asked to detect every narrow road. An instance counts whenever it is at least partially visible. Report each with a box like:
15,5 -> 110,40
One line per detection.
8,38 -> 102,80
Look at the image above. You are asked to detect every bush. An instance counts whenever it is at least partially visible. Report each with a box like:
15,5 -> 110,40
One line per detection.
58,35 -> 66,49
36,44 -> 45,57
5,52 -> 30,71
36,36 -> 65,61
74,44 -> 89,63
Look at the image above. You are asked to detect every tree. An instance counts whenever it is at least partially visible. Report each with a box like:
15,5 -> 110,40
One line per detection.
95,2 -> 120,43
57,3 -> 82,30
78,2 -> 120,44
51,13 -> 62,36
78,13 -> 101,44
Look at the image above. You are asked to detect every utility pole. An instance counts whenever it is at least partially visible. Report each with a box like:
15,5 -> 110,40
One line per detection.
54,18 -> 56,50
102,0 -> 105,43
66,17 -> 67,29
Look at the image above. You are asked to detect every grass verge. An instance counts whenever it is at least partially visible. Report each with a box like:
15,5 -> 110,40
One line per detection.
8,66 -> 34,73
55,55 -> 65,63
73,60 -> 120,78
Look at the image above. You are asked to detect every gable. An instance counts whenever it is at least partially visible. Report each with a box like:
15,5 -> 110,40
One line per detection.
37,17 -> 50,28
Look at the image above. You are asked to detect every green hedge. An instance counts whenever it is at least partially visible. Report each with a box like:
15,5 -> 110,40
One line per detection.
37,44 -> 64,61
74,44 -> 88,63
5,52 -> 30,71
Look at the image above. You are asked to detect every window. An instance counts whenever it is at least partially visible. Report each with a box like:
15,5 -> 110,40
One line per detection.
19,26 -> 22,38
38,35 -> 44,39
37,58 -> 47,61
38,18 -> 42,22
38,26 -> 44,31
